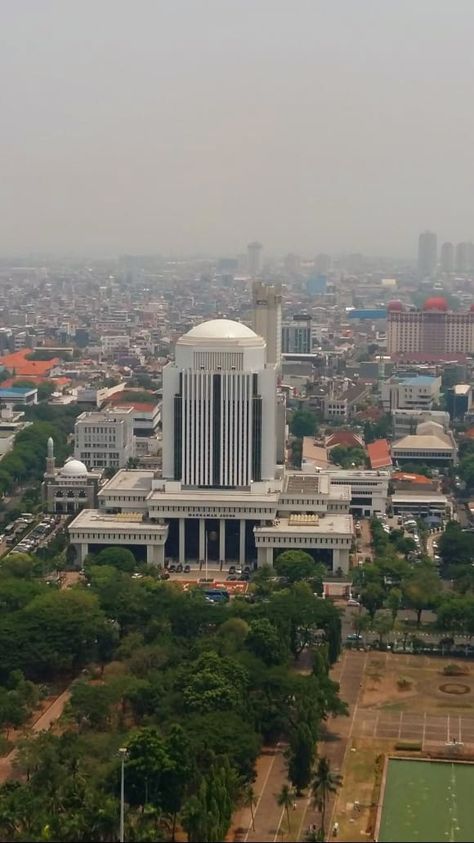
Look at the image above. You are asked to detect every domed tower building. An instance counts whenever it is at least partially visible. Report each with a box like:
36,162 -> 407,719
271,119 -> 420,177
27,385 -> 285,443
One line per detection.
42,439 -> 102,514
162,319 -> 276,487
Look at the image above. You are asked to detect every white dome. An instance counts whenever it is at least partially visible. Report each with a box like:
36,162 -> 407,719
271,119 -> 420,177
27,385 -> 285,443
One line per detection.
184,319 -> 257,340
60,458 -> 88,477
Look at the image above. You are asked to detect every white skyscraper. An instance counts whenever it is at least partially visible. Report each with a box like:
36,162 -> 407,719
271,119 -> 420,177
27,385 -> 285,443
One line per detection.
162,319 -> 276,487
252,281 -> 282,366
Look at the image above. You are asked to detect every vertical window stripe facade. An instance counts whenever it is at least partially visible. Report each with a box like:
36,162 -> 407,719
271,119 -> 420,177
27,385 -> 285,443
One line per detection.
177,370 -> 260,487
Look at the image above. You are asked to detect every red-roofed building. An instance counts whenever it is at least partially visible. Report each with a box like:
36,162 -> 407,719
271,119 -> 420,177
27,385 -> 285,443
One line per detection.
0,349 -> 60,378
367,439 -> 392,469
106,400 -> 161,437
325,430 -> 364,450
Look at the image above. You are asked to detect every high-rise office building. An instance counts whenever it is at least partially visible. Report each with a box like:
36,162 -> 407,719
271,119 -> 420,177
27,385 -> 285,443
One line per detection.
455,242 -> 474,274
440,241 -> 454,274
387,298 -> 474,358
314,253 -> 331,274
252,280 -> 282,366
282,314 -> 312,354
247,241 -> 263,277
162,319 -> 277,487
417,231 -> 437,277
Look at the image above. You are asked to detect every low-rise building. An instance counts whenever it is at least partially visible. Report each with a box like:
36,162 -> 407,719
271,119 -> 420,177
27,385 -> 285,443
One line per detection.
381,373 -> 441,412
391,492 -> 452,519
392,409 -> 450,438
0,386 -> 37,406
69,468 -> 354,572
392,421 -> 457,466
324,469 -> 389,517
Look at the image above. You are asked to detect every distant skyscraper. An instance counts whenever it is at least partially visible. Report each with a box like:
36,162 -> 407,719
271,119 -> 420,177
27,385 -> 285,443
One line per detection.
284,253 -> 300,275
455,242 -> 470,274
314,253 -> 331,274
417,231 -> 437,277
440,242 -> 454,274
252,281 -> 282,366
247,241 -> 263,277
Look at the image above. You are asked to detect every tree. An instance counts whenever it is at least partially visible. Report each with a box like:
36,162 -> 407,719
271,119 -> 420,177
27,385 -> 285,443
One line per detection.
310,756 -> 342,836
351,611 -> 370,646
182,652 -> 249,713
373,610 -> 393,646
245,618 -> 286,665
274,550 -> 320,583
67,681 -> 116,730
402,563 -> 441,626
240,784 -> 257,832
360,582 -> 385,619
93,546 -> 137,572
386,587 -> 402,624
125,727 -> 173,808
290,410 -> 318,439
438,521 -> 474,567
276,783 -> 296,833
329,445 -> 366,469
287,723 -> 315,794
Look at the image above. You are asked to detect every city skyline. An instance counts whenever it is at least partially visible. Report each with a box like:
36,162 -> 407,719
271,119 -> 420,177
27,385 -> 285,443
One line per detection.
2,1 -> 474,257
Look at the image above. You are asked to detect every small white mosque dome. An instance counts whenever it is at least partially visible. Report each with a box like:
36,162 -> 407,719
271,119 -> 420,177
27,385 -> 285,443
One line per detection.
60,458 -> 88,477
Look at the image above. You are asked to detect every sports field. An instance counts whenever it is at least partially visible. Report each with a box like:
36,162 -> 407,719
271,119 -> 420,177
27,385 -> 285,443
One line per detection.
378,758 -> 474,842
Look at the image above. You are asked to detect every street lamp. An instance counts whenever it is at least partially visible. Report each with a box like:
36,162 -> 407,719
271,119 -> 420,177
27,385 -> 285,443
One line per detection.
118,747 -> 128,843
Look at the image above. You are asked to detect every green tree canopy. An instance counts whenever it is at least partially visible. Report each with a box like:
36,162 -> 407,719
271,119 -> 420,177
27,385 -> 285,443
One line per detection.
290,410 -> 318,439
274,550 -> 322,583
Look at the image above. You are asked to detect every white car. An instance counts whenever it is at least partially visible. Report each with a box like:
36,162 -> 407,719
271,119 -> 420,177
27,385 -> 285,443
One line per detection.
347,598 -> 361,607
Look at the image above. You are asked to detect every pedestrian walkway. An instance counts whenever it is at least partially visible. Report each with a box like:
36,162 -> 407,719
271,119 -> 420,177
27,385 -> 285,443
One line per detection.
231,651 -> 367,842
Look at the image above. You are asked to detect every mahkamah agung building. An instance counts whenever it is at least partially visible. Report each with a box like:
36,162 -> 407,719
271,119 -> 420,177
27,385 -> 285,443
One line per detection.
69,319 -> 353,571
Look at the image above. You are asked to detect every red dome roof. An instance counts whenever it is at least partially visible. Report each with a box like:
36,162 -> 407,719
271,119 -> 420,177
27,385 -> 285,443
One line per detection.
423,296 -> 448,311
387,300 -> 404,311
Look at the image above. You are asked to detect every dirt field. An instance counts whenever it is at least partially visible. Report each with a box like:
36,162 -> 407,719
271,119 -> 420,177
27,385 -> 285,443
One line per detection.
332,652 -> 474,842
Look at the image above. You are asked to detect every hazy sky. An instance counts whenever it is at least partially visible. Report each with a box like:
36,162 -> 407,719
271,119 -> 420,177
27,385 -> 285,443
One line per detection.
1,0 -> 474,258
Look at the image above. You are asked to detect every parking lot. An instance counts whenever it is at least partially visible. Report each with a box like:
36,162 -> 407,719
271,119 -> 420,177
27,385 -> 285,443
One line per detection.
1,513 -> 63,557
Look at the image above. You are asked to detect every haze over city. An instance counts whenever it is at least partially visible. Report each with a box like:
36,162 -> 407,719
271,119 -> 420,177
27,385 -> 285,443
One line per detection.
2,0 -> 474,258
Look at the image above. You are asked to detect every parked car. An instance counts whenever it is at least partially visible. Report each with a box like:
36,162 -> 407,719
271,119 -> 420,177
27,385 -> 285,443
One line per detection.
228,565 -> 236,574
160,571 -> 170,580
176,563 -> 183,573
184,564 -> 191,573
347,598 -> 360,607
169,564 -> 176,573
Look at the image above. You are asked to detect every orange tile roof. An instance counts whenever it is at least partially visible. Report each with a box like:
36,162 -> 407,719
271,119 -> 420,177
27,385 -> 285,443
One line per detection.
326,430 -> 364,449
392,471 -> 432,485
0,348 -> 59,377
367,438 -> 392,469
0,375 -> 71,388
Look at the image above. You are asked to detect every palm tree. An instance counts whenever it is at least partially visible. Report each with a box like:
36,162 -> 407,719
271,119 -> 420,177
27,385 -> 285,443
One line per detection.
241,784 -> 257,831
310,757 -> 342,836
276,783 -> 296,833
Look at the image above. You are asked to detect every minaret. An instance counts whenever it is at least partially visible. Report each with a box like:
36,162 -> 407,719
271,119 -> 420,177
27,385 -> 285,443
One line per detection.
46,436 -> 56,476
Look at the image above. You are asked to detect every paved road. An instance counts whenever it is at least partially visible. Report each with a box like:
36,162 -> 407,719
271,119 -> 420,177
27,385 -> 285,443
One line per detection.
297,651 -> 367,841
0,688 -> 71,784
232,651 -> 367,843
